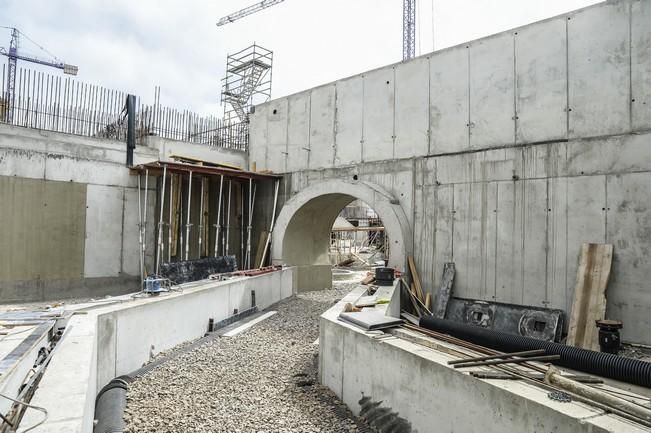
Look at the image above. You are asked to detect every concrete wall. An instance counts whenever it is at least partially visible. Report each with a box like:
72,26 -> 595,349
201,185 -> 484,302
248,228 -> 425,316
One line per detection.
251,0 -> 651,344
143,135 -> 248,169
0,124 -> 249,302
21,268 -> 295,432
319,288 -> 649,433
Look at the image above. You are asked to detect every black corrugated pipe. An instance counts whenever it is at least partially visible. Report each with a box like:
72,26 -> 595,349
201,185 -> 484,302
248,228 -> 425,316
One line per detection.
419,316 -> 651,388
93,375 -> 132,433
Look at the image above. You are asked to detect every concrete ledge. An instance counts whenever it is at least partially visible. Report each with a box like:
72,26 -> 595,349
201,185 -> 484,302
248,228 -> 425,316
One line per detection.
21,267 -> 295,432
318,287 -> 649,433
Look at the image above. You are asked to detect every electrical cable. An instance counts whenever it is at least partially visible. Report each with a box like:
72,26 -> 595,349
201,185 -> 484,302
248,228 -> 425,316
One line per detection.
0,392 -> 48,433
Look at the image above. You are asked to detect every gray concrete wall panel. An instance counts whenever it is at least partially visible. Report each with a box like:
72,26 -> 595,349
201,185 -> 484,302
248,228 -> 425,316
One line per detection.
266,98 -> 289,173
334,77 -> 363,166
249,105 -> 268,170
566,175 -> 607,308
605,172 -> 651,343
631,0 -> 651,131
84,185 -> 124,278
566,134 -> 651,177
394,58 -> 429,158
494,181 -> 525,304
429,47 -> 469,154
521,179 -> 548,306
308,85 -> 336,170
469,33 -> 516,149
287,93 -> 311,172
362,68 -> 395,162
546,177 -> 569,311
568,1 -> 631,138
432,185 -> 454,287
515,18 -> 568,144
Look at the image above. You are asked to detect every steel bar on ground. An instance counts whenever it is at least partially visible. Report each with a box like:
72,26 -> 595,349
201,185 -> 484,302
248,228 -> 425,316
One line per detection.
155,164 -> 167,275
184,170 -> 193,261
448,349 -> 546,365
452,354 -> 560,369
213,175 -> 224,257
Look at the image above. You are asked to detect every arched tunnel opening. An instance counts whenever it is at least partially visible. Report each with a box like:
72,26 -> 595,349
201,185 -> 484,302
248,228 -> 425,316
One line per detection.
272,180 -> 411,292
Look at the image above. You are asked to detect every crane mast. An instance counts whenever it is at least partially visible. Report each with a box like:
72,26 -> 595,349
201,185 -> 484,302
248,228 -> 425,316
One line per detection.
0,27 -> 78,123
403,0 -> 416,60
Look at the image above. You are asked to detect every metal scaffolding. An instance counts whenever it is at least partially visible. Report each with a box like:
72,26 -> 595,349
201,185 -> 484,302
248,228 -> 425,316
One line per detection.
221,44 -> 273,129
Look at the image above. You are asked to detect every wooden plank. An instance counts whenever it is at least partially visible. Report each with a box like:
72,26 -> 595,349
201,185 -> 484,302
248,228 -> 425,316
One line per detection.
408,256 -> 426,302
254,230 -> 269,269
566,243 -> 613,351
433,262 -> 456,319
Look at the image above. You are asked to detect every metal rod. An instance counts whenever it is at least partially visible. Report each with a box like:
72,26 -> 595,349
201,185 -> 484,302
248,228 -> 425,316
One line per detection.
155,164 -> 167,275
168,174 -> 174,262
225,179 -> 232,256
184,171 -> 193,261
453,355 -> 560,369
240,184 -> 244,265
448,349 -> 546,365
198,176 -> 205,259
137,174 -> 144,283
143,169 -> 149,247
213,175 -> 224,257
245,179 -> 254,269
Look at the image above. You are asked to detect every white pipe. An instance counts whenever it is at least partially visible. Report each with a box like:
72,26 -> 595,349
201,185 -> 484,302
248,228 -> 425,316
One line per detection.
184,171 -> 192,261
225,180 -> 232,256
168,174 -> 173,262
155,164 -> 167,275
198,176 -> 205,258
213,175 -> 224,257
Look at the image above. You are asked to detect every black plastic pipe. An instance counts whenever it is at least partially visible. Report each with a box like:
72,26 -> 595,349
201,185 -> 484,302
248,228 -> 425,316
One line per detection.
419,316 -> 651,388
93,376 -> 132,433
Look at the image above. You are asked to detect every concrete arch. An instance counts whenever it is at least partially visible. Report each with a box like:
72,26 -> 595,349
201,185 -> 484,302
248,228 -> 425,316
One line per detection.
272,179 -> 412,290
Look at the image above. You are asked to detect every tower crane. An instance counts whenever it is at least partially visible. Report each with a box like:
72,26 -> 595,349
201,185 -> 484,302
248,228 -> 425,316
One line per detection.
0,27 -> 78,122
216,0 -> 417,61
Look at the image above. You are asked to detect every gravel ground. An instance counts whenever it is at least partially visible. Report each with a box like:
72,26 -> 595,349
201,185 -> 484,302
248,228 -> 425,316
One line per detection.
124,282 -> 372,433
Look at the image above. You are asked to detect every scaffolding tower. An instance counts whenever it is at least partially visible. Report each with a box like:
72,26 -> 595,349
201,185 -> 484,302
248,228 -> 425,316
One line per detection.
221,44 -> 273,125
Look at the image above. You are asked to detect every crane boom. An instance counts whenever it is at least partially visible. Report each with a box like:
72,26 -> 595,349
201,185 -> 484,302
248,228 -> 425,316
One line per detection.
217,0 -> 286,27
0,27 -> 77,123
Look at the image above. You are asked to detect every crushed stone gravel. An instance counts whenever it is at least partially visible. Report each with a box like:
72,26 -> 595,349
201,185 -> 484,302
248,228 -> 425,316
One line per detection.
124,283 -> 374,433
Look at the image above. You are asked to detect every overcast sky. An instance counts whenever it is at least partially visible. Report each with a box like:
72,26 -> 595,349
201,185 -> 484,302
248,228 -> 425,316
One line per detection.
0,0 -> 602,116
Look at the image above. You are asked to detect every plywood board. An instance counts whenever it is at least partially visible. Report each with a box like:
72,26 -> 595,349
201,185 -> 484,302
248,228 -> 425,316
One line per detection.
0,176 -> 86,281
334,76 -> 363,166
632,0 -> 651,131
515,17 -> 568,144
362,68 -> 395,162
429,47 -> 469,154
469,33 -> 515,149
394,57 -> 429,157
309,85 -> 336,170
566,243 -> 613,351
568,1 -> 630,138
